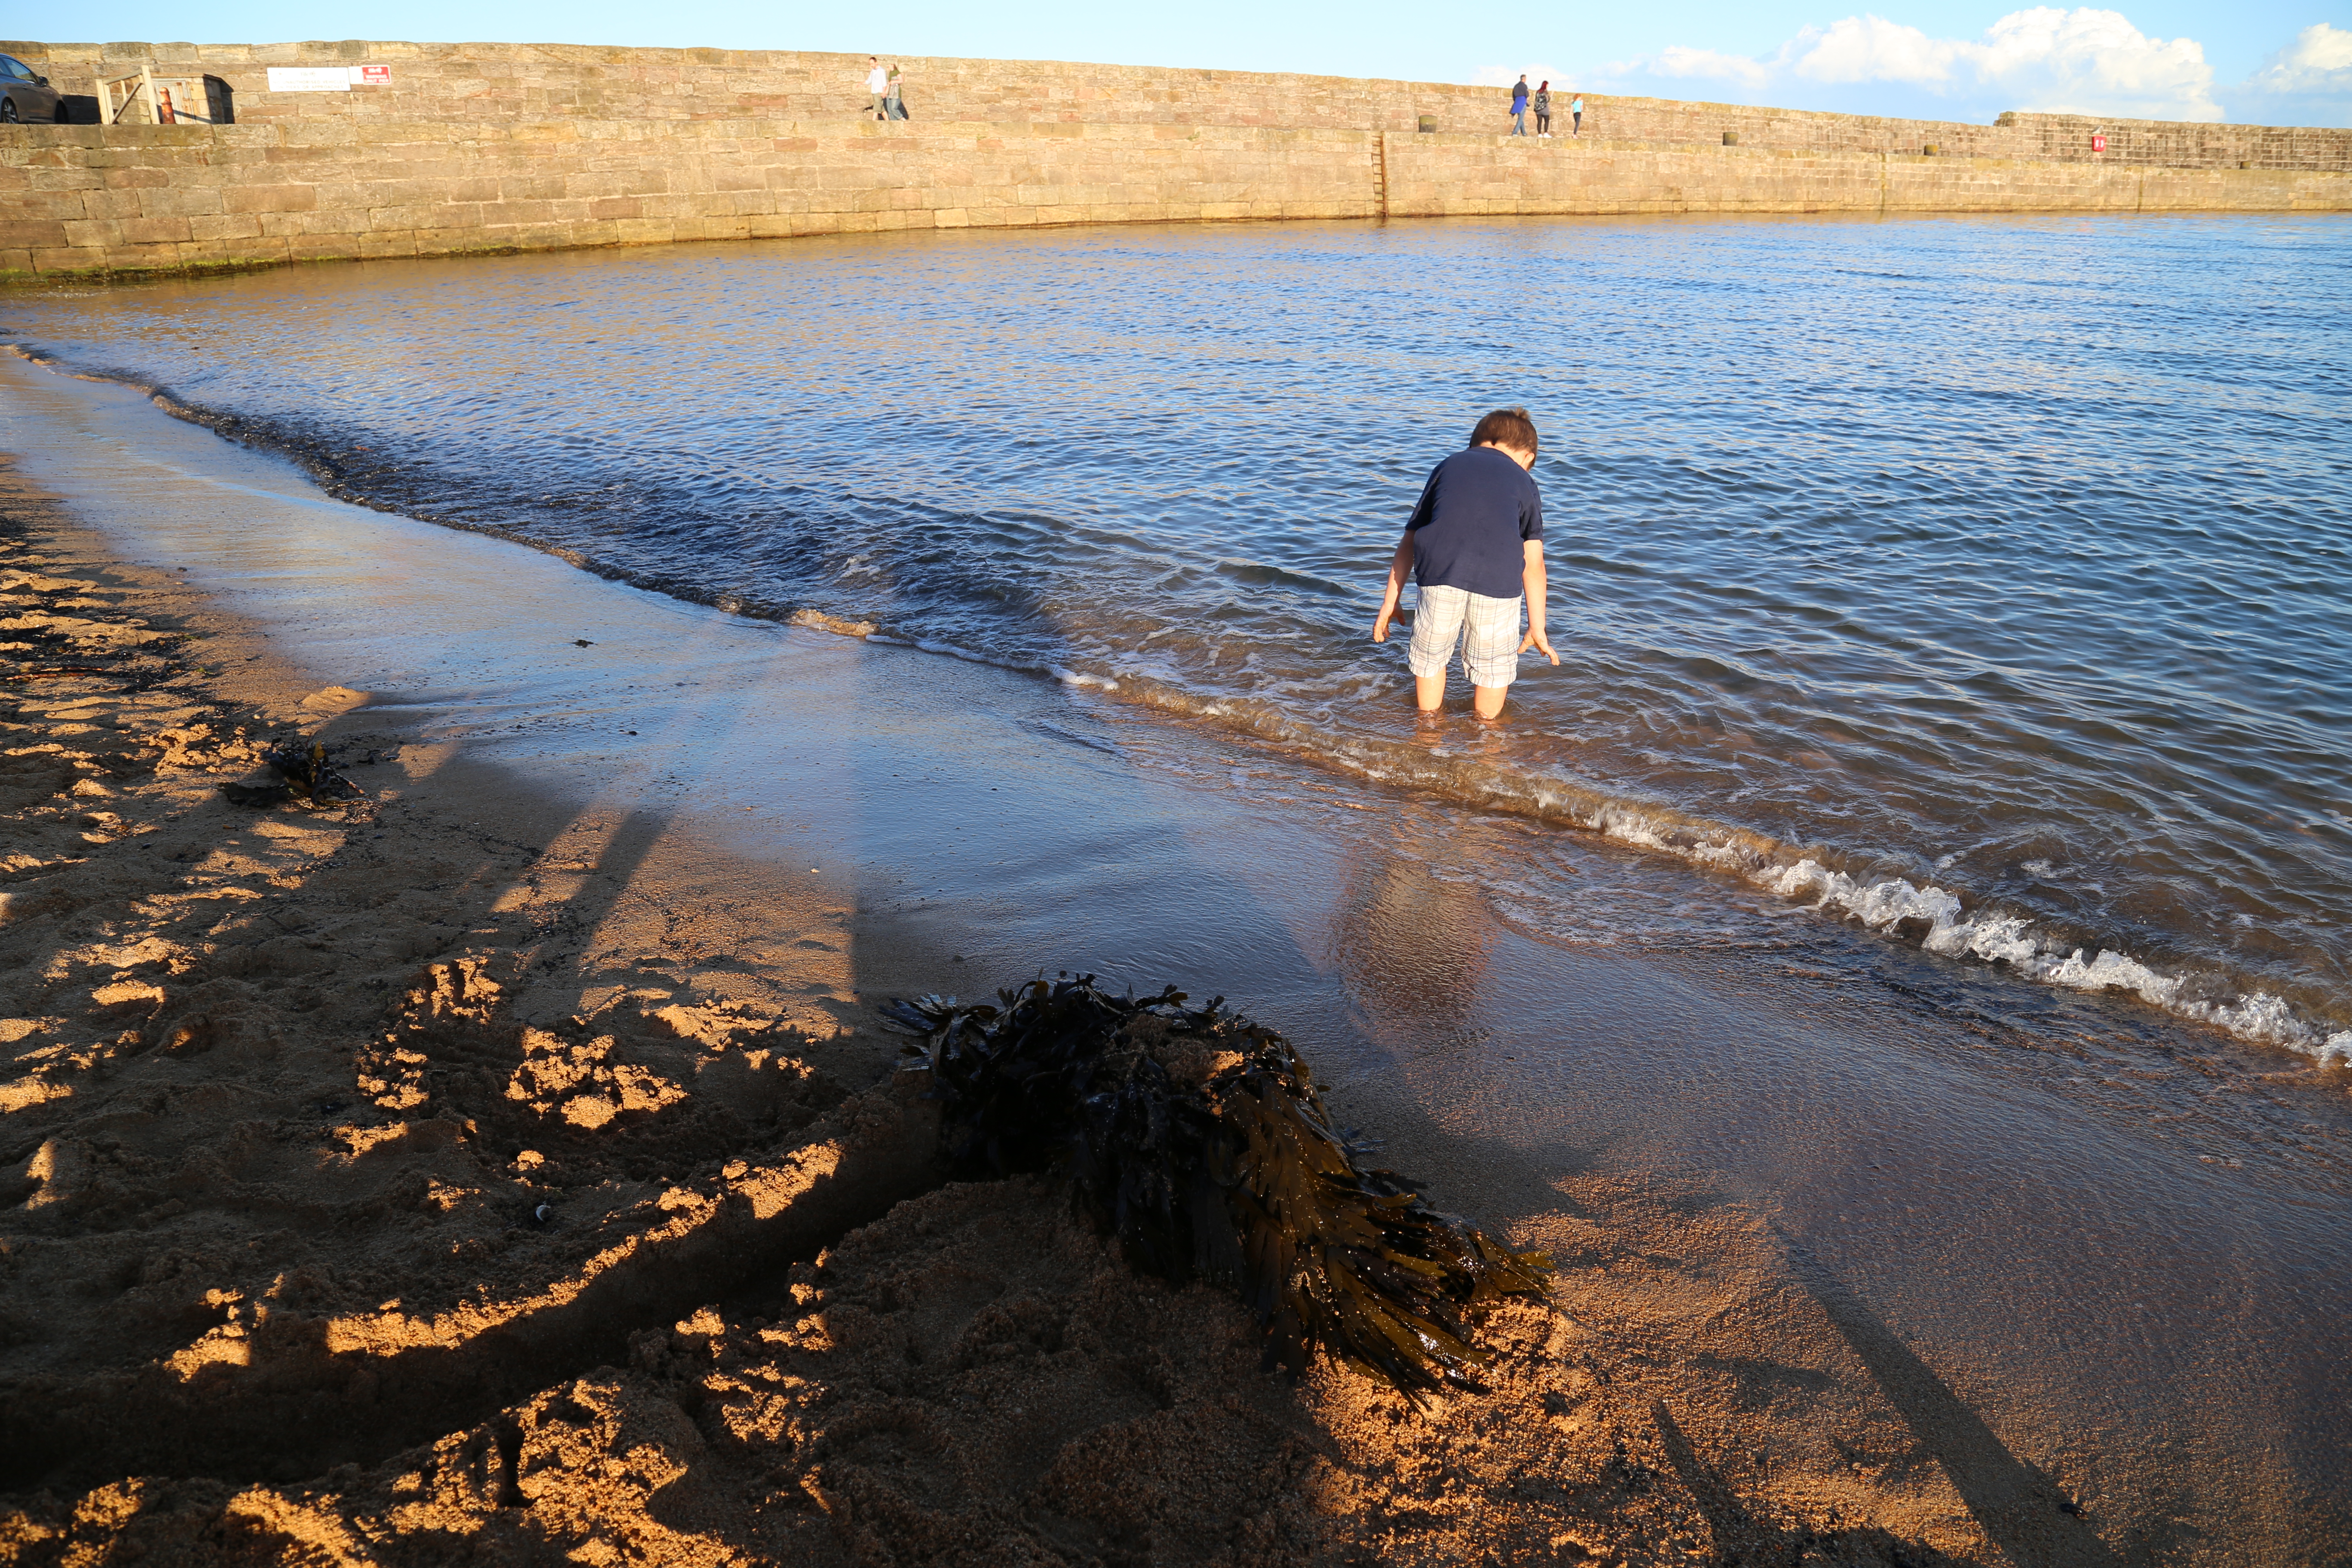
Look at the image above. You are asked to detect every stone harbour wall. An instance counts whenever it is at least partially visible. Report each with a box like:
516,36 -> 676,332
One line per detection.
9,39 -> 2349,171
1,120 -> 1389,280
5,117 -> 2346,285
1381,134 -> 2345,217
1,40 -> 2346,285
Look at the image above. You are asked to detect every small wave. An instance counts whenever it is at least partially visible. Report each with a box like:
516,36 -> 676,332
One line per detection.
1025,719 -> 1122,755
1761,858 -> 2349,1058
787,608 -> 878,638
1213,559 -> 1355,597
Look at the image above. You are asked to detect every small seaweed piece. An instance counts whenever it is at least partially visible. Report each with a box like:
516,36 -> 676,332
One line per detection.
263,739 -> 363,804
887,976 -> 1552,1404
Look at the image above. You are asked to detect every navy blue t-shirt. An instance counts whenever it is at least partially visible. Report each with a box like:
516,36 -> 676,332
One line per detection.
1407,445 -> 1544,600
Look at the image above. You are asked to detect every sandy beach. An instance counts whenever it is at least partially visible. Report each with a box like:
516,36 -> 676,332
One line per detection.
3,349 -> 2348,1565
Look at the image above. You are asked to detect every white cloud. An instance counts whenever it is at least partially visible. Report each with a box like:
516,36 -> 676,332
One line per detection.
1552,7 -> 2226,123
2236,21 -> 2352,119
1787,15 -> 1967,87
1481,11 -> 2352,125
2247,21 -> 2352,94
1960,7 -> 2220,118
1651,46 -> 1777,91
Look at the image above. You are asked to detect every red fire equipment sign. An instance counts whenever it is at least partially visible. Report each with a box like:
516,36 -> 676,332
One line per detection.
2091,135 -> 2107,151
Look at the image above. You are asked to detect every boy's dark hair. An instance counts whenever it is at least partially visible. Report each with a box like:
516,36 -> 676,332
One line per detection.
1469,407 -> 1538,456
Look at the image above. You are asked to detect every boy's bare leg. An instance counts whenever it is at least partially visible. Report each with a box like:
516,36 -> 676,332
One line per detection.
1415,674 -> 1447,712
1472,683 -> 1509,720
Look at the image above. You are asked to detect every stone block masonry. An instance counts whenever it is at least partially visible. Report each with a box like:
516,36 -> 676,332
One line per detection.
1,41 -> 2347,284
1377,135 -> 2347,219
0,120 -> 1374,280
9,39 -> 2348,172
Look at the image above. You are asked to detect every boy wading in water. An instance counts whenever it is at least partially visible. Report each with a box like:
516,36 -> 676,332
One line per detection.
1372,407 -> 1556,719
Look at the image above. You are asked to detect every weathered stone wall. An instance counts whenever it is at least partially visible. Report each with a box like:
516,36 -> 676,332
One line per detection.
3,40 -> 2346,283
1382,135 -> 2347,217
1994,112 -> 2346,171
6,117 -> 2346,284
9,39 -> 2349,172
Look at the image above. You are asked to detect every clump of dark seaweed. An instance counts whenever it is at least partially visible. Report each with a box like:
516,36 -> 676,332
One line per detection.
220,740 -> 363,808
887,975 -> 1553,1404
266,739 -> 364,802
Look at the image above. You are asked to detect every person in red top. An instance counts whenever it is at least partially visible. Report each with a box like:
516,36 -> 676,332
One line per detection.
1372,407 -> 1557,719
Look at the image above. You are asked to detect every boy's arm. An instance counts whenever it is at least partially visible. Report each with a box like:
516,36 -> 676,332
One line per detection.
1519,540 -> 1557,663
1372,529 -> 1416,643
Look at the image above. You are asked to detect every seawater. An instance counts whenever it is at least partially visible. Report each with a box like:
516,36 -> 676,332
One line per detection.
7,213 -> 2349,1060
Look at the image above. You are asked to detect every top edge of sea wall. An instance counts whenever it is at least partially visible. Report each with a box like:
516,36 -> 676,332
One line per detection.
7,37 -> 2347,173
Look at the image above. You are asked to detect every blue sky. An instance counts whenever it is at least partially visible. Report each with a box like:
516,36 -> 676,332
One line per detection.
31,0 -> 2352,125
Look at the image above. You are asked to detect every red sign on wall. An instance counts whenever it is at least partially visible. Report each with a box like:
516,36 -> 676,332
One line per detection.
2091,134 -> 2108,151
358,64 -> 392,84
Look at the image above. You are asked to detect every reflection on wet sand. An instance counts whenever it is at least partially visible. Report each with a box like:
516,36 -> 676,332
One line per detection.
1329,850 -> 1492,1041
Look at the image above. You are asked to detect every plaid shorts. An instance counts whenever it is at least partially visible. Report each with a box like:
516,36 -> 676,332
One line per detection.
1407,584 -> 1524,687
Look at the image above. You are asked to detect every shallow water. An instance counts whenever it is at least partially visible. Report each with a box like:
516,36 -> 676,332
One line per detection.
6,212 -> 2349,1057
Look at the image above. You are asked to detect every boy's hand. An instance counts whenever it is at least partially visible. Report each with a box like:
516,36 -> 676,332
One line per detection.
1372,612 -> 1392,643
1520,629 -> 1558,665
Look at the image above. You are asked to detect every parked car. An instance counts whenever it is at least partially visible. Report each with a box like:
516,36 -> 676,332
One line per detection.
0,55 -> 67,122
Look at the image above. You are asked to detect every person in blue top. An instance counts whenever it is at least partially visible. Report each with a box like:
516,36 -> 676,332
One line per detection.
1372,407 -> 1556,719
1510,76 -> 1530,135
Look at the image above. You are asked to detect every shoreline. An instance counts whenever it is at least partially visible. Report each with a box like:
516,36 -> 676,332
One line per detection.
10,332 -> 2349,1075
4,353 -> 2349,1561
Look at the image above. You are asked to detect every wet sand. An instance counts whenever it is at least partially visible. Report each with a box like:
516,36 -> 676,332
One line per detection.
3,353 -> 2348,1565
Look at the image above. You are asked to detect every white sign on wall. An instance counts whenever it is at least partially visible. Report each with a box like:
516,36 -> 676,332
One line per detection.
266,66 -> 355,92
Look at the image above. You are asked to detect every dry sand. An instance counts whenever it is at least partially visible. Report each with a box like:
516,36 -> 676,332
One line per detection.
0,459 -> 2161,1565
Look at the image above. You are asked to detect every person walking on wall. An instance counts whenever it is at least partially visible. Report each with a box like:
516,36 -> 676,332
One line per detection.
885,64 -> 909,121
866,56 -> 889,120
1510,75 -> 1529,135
1371,407 -> 1556,720
1533,81 -> 1552,138
1570,92 -> 1584,136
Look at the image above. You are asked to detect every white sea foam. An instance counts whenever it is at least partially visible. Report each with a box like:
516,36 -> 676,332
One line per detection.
1510,812 -> 2350,1068
1742,855 -> 2350,1063
1931,914 -> 2042,967
2043,947 -> 2181,1005
2197,990 -> 2309,1048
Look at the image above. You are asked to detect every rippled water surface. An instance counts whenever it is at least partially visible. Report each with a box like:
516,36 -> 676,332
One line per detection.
8,214 -> 2349,1054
